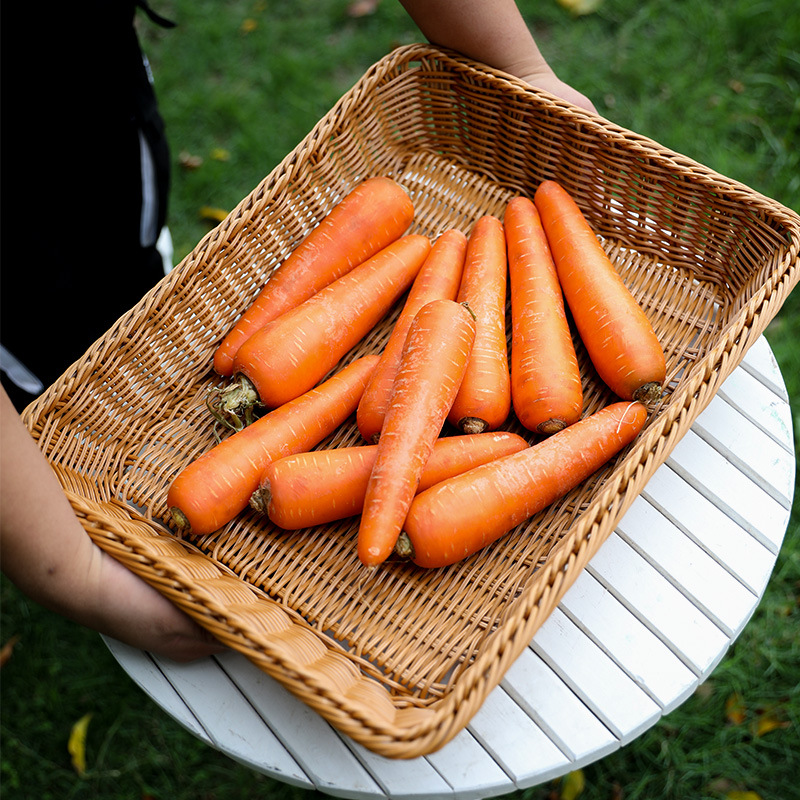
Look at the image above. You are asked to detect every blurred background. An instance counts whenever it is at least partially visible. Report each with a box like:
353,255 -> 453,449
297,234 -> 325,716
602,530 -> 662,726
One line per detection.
1,1 -> 797,798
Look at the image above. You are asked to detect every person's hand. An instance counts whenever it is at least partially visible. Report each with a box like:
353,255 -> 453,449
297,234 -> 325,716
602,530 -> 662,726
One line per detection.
88,543 -> 227,662
399,0 -> 597,114
514,64 -> 597,114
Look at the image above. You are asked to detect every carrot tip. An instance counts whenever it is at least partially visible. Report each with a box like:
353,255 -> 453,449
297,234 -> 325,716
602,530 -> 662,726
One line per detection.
169,507 -> 192,535
536,418 -> 568,436
632,381 -> 663,406
458,416 -> 489,435
394,532 -> 414,559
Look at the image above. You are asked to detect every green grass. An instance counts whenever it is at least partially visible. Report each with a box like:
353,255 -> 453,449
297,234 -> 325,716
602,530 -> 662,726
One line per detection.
2,1 -> 798,798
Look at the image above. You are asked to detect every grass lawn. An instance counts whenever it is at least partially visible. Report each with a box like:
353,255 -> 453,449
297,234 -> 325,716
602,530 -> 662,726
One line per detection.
2,1 -> 798,798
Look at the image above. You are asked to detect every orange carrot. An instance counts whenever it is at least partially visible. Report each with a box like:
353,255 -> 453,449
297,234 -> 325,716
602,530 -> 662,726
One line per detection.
505,195 -> 583,435
167,355 -> 379,536
447,215 -> 511,434
357,299 -> 476,567
226,234 -> 431,412
254,431 -> 528,529
398,401 -> 648,567
534,180 -> 666,403
356,229 -> 467,443
213,176 -> 414,376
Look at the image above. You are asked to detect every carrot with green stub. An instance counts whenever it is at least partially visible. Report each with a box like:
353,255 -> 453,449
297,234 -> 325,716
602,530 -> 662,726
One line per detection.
253,430 -> 528,529
357,299 -> 476,568
213,176 -> 415,376
397,401 -> 648,568
356,228 -> 467,443
167,355 -> 379,537
505,195 -> 583,435
447,215 -> 511,434
220,234 -> 430,416
534,180 -> 666,404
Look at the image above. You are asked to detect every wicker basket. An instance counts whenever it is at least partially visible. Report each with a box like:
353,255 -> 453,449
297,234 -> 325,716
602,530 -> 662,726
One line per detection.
24,44 -> 800,759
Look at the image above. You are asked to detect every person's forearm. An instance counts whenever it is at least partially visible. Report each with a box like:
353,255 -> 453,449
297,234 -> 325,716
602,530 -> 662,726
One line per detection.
398,0 -> 549,79
0,387 -> 100,621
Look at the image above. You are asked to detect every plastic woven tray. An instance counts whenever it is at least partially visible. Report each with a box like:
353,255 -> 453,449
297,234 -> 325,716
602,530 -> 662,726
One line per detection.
24,45 -> 800,758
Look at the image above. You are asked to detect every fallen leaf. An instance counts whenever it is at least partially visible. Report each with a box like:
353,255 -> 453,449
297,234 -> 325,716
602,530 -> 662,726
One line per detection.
0,635 -> 20,667
725,692 -> 746,725
347,0 -> 380,17
199,206 -> 229,223
557,0 -> 602,16
752,705 -> 790,737
68,712 -> 92,776
708,778 -> 733,794
560,769 -> 585,800
179,151 -> 203,170
240,17 -> 258,34
726,791 -> 763,800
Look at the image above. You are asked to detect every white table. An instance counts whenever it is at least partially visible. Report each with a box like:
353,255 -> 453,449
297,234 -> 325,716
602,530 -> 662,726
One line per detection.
103,334 -> 795,799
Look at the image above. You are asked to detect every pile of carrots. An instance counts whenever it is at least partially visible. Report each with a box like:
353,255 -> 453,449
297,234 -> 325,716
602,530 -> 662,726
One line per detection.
167,176 -> 665,569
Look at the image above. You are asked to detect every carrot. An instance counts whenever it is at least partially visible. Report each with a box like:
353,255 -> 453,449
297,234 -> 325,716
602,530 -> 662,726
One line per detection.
357,299 -> 476,567
167,354 -> 379,536
253,430 -> 528,529
533,180 -> 666,404
213,176 -> 414,376
398,401 -> 648,568
356,229 -> 467,443
224,234 -> 431,413
447,215 -> 511,434
504,196 -> 583,435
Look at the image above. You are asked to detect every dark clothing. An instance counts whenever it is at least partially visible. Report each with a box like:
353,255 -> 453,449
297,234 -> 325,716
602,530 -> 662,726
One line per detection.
0,2 -> 172,410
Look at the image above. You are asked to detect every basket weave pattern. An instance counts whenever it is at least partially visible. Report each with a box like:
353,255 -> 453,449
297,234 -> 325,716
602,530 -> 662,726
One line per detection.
24,45 -> 800,758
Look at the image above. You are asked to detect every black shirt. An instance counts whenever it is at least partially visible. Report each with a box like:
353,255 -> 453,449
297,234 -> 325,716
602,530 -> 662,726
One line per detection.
1,1 -> 172,409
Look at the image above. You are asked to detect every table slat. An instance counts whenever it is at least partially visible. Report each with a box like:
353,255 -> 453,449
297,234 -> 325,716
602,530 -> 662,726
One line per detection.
104,638 -> 209,742
666,430 -> 790,553
423,731 -> 517,800
615,497 -> 759,635
502,649 -> 619,763
467,687 -> 570,789
153,653 -> 313,788
558,570 -> 697,711
217,651 -> 385,799
716,367 -> 793,453
740,336 -> 789,400
642,465 -> 777,593
530,608 -> 662,743
344,740 -> 455,800
586,534 -> 730,674
692,394 -> 794,507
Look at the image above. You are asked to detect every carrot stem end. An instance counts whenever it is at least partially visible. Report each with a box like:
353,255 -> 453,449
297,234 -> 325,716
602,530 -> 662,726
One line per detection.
632,381 -> 663,406
394,532 -> 414,560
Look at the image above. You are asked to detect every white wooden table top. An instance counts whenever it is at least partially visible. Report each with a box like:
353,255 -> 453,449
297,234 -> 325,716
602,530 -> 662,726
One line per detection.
103,334 -> 795,800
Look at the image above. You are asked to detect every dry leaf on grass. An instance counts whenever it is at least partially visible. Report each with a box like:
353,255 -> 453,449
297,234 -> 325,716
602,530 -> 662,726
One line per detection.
68,713 -> 93,776
560,769 -> 586,800
0,635 -> 20,667
347,0 -> 380,17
